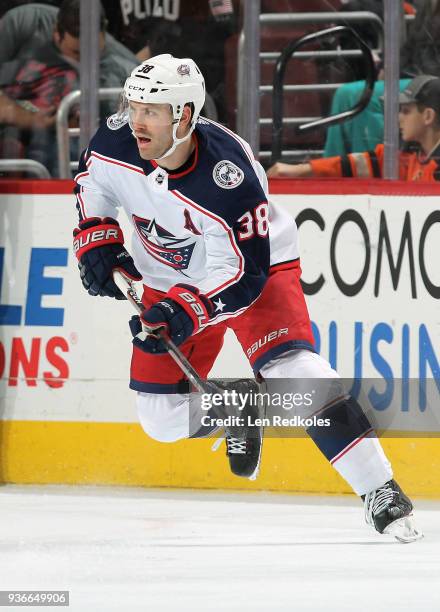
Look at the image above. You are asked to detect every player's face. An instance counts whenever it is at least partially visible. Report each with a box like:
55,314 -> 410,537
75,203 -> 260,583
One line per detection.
129,102 -> 174,159
399,103 -> 426,142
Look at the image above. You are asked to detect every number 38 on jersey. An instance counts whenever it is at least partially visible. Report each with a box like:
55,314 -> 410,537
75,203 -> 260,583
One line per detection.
237,202 -> 269,240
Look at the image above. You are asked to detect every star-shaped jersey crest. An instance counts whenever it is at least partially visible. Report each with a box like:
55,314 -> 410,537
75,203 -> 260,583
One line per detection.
213,298 -> 226,312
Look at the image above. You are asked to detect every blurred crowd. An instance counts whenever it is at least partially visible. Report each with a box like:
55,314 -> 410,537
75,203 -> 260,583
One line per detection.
0,0 -> 238,176
1,0 -> 440,181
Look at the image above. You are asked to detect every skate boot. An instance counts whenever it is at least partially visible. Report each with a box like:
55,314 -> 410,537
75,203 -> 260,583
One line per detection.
363,479 -> 423,543
210,379 -> 264,480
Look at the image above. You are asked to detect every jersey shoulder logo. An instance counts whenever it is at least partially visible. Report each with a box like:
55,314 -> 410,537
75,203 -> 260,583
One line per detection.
213,160 -> 244,189
107,112 -> 128,130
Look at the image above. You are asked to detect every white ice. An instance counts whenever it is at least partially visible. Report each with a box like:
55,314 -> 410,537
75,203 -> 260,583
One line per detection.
0,485 -> 438,612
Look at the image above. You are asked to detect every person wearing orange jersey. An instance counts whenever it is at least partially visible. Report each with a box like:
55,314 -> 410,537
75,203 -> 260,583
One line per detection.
267,75 -> 440,182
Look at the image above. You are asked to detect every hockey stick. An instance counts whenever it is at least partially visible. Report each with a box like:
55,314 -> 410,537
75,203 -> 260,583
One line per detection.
113,270 -> 211,394
113,270 -> 264,480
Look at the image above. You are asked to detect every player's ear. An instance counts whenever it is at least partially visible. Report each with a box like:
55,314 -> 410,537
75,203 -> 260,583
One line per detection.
184,104 -> 194,125
177,104 -> 193,136
424,107 -> 436,126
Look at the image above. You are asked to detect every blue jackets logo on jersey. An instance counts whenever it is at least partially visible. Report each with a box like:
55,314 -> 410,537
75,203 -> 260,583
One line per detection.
133,214 -> 195,271
177,64 -> 190,76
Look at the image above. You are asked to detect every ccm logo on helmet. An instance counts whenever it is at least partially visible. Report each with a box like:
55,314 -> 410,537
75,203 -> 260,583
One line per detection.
73,229 -> 119,253
247,328 -> 289,358
128,85 -> 145,91
179,291 -> 207,327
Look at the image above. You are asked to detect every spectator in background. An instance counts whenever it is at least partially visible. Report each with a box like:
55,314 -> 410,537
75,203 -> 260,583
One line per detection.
338,0 -> 411,77
323,78 -> 411,157
401,0 -> 440,78
267,75 -> 440,182
102,0 -> 182,61
322,0 -> 414,156
0,0 -> 61,19
102,0 -> 237,123
0,0 -> 137,175
0,2 -> 136,91
0,91 -> 56,131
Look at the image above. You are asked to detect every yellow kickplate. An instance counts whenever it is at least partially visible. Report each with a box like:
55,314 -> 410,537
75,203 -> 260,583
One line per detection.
0,421 -> 439,496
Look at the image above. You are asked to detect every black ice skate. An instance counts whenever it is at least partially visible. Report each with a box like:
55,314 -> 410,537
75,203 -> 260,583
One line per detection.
363,479 -> 423,543
210,379 -> 264,480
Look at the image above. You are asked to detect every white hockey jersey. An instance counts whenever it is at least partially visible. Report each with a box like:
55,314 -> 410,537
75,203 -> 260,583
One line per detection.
74,116 -> 299,323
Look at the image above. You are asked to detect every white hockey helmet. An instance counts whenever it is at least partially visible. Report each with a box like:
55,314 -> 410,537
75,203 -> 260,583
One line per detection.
122,53 -> 205,159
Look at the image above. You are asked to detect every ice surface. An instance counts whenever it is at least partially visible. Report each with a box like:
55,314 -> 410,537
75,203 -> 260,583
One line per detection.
0,486 -> 438,612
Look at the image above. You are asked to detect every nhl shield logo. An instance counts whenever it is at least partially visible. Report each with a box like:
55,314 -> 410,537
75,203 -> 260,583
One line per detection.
213,160 -> 244,189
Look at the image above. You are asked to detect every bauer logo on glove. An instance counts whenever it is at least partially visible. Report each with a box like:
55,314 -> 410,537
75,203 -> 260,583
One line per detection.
72,217 -> 142,299
174,289 -> 208,329
130,284 -> 213,354
73,226 -> 121,256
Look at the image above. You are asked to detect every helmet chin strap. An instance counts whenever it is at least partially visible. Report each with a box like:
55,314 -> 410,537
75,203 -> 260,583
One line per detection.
128,107 -> 195,162
153,121 -> 193,161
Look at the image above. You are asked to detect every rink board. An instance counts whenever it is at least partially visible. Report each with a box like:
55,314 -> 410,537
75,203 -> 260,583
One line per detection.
0,179 -> 439,495
1,421 -> 440,497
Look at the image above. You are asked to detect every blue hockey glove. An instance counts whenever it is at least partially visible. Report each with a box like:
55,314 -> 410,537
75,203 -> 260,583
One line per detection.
131,284 -> 213,354
73,217 -> 142,299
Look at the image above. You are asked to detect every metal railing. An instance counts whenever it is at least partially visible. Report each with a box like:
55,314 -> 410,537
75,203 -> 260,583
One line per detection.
56,88 -> 122,179
271,25 -> 376,164
0,159 -> 51,178
237,11 -> 384,158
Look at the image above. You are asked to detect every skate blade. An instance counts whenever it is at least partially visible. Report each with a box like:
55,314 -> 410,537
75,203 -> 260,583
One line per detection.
248,424 -> 265,481
247,383 -> 267,481
248,444 -> 262,480
211,437 -> 224,452
383,515 -> 424,543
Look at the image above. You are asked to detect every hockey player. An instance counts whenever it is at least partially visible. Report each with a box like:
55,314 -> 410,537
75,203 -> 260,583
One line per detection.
73,54 -> 422,542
